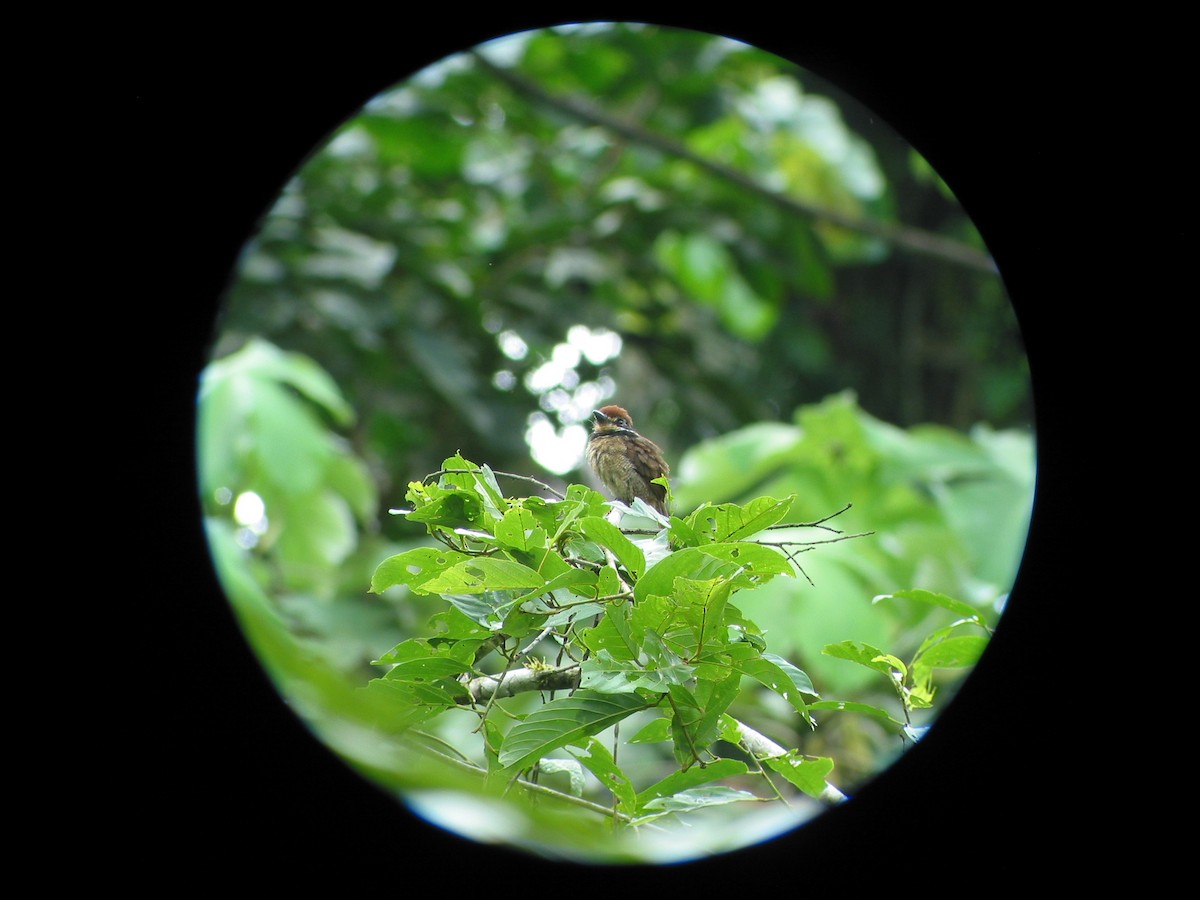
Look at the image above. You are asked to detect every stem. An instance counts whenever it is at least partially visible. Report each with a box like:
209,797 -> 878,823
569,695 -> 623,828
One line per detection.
425,467 -> 565,499
757,530 -> 875,548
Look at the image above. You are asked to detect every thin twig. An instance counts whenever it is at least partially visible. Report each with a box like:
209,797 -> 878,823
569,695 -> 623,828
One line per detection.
765,503 -> 855,533
758,530 -> 875,548
425,467 -> 565,499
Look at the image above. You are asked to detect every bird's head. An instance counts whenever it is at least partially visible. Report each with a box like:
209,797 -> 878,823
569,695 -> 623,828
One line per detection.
592,405 -> 635,433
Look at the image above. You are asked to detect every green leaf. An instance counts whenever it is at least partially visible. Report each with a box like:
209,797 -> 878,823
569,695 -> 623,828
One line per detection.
536,758 -> 587,797
692,543 -> 798,587
439,454 -> 506,507
595,565 -> 624,598
373,637 -> 472,673
764,752 -> 836,799
250,380 -> 334,493
580,602 -> 638,661
534,598 -> 606,628
624,592 -> 670,642
440,590 -> 546,639
370,547 -> 471,593
627,717 -> 672,744
684,494 -> 796,543
731,653 -> 816,719
724,603 -> 767,650
667,576 -> 733,650
822,640 -> 905,678
875,588 -> 981,620
404,488 -> 486,529
512,567 -> 597,607
578,516 -> 646,581
382,654 -> 473,683
762,652 -> 818,697
808,699 -> 905,729
273,488 -> 357,570
667,673 -> 740,768
653,230 -> 776,340
667,516 -> 704,548
568,738 -> 638,814
324,452 -> 378,524
639,630 -> 696,684
913,634 -> 988,669
359,113 -> 467,177
420,557 -> 545,595
635,757 -> 749,811
579,651 -> 649,693
563,484 -> 613,517
639,785 -> 758,815
361,679 -> 459,733
199,337 -> 355,427
427,605 -> 495,642
671,422 -> 802,509
634,542 -> 792,603
497,690 -> 653,771
495,507 -> 548,551
635,549 -> 729,604
580,634 -> 694,693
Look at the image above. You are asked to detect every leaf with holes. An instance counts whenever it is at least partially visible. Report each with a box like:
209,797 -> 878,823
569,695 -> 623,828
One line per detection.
419,557 -> 545,595
764,752 -> 836,799
684,494 -> 796,543
494,506 -> 548,551
370,547 -> 471,593
404,487 -> 486,529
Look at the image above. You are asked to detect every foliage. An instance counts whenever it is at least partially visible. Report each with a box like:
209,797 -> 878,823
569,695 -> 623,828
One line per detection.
196,335 -> 1029,858
354,452 -> 992,854
674,390 -> 1031,704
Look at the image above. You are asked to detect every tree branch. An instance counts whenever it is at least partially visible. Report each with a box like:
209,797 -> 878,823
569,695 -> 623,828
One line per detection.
757,531 -> 875,549
472,53 -> 998,275
464,663 -> 582,702
419,467 -> 566,499
766,502 -> 854,532
733,719 -> 847,806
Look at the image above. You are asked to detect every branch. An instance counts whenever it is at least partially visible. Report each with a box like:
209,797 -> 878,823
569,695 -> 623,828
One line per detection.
421,467 -> 565,499
733,720 -> 847,806
757,531 -> 875,549
766,502 -> 855,533
472,53 -> 998,276
464,663 -> 582,703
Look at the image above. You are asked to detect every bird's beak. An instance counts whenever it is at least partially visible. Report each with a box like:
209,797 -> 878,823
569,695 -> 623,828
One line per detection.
592,409 -> 612,424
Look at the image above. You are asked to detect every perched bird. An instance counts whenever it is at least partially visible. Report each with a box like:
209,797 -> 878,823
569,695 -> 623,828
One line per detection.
586,404 -> 670,515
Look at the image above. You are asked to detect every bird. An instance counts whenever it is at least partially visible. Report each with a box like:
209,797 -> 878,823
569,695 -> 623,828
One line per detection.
586,404 -> 670,516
